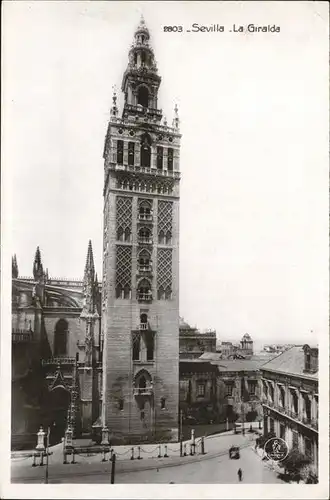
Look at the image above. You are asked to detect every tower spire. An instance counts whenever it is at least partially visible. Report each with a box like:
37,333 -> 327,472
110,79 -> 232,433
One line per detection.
33,246 -> 44,281
84,239 -> 95,282
12,254 -> 19,278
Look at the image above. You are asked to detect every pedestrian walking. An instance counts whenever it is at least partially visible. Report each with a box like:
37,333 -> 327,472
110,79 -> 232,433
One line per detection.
237,468 -> 243,482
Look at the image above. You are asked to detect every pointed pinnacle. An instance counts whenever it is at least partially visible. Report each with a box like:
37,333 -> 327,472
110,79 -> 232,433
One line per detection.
85,240 -> 95,276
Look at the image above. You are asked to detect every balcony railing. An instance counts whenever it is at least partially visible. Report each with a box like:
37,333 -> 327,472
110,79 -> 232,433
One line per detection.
42,357 -> 76,366
263,400 -> 318,432
124,103 -> 162,117
133,387 -> 153,396
138,237 -> 153,245
137,292 -> 153,302
138,214 -> 153,221
113,163 -> 180,179
139,323 -> 148,330
137,265 -> 152,275
12,330 -> 34,343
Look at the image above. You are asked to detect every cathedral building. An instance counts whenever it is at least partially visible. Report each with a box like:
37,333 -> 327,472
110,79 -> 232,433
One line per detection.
11,17 -> 182,448
102,17 -> 181,443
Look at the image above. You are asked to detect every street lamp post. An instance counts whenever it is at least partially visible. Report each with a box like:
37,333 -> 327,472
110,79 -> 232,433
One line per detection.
179,410 -> 183,457
45,427 -> 50,484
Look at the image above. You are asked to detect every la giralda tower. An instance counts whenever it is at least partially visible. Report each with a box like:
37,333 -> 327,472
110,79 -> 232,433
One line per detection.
102,17 -> 181,443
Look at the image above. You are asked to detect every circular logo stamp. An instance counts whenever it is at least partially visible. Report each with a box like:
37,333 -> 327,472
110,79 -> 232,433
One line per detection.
264,437 -> 289,461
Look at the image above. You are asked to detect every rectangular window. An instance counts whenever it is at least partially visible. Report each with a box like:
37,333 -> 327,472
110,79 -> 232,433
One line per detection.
117,140 -> 124,165
167,148 -> 173,171
197,384 -> 205,397
225,384 -> 233,396
269,418 -> 275,433
145,331 -> 154,361
157,146 -> 163,170
292,430 -> 299,449
305,438 -> 313,459
280,423 -> 285,440
132,332 -> 141,361
128,142 -> 135,166
248,382 -> 256,395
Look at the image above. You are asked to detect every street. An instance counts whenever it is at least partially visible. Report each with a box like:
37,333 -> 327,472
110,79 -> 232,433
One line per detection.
11,429 -> 284,484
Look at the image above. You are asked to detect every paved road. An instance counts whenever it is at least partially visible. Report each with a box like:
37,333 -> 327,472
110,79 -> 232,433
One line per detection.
12,444 -> 283,484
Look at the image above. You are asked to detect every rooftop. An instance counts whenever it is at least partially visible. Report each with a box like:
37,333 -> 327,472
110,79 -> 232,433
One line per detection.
261,345 -> 318,379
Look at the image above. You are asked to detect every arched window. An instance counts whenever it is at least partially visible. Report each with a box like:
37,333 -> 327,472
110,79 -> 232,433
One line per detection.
140,134 -> 151,167
158,230 -> 165,245
141,51 -> 146,64
128,142 -> 135,166
138,227 -> 151,243
157,146 -> 163,170
165,231 -> 172,245
54,319 -> 68,356
137,86 -> 149,107
140,313 -> 148,331
139,200 -> 152,220
158,286 -> 165,300
134,53 -> 137,65
138,249 -> 151,270
117,140 -> 123,165
117,227 -> 124,241
167,148 -> 174,171
124,228 -> 131,242
116,285 -> 122,299
137,279 -> 152,301
165,287 -> 172,300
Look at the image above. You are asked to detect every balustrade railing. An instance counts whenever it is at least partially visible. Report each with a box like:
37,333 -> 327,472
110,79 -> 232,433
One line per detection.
133,387 -> 153,396
138,214 -> 153,221
137,292 -> 152,302
138,237 -> 153,245
137,266 -> 152,274
113,163 -> 180,179
42,357 -> 76,366
12,330 -> 34,343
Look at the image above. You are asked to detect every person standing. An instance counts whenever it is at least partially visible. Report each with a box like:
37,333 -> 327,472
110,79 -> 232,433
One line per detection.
237,468 -> 243,481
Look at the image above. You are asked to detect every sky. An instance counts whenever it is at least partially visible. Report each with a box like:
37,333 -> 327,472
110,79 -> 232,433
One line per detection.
3,1 -> 329,348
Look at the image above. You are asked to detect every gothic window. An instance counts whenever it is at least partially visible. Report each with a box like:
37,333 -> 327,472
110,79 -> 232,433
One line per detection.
54,319 -> 68,356
138,227 -> 151,243
158,230 -> 165,245
305,353 -> 311,371
116,285 -> 122,299
165,231 -> 172,245
157,146 -> 163,170
145,331 -> 154,361
141,51 -> 146,64
137,278 -> 152,301
167,148 -> 174,171
117,227 -> 124,241
124,228 -> 131,242
118,398 -> 124,411
157,249 -> 172,300
138,249 -> 151,270
137,86 -> 149,108
161,398 -> 166,410
140,134 -> 151,167
139,200 -> 152,220
139,376 -> 146,389
123,284 -> 130,299
128,142 -> 135,166
117,140 -> 123,165
132,332 -> 141,360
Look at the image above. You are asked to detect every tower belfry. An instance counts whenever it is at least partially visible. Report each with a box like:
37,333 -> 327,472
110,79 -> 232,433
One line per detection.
102,17 -> 181,443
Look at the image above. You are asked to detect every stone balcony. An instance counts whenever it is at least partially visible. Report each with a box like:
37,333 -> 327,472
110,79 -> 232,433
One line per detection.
12,329 -> 34,343
137,292 -> 152,303
42,357 -> 76,366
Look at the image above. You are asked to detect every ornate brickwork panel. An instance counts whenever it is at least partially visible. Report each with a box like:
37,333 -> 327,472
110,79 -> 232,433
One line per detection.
157,248 -> 172,291
116,246 -> 132,288
157,201 -> 173,235
116,196 -> 132,232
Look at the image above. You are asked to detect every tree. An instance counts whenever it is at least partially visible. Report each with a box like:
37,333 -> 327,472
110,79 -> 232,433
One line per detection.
279,448 -> 311,481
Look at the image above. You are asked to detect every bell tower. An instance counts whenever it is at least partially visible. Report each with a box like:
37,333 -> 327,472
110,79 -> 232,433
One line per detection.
102,16 -> 181,443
